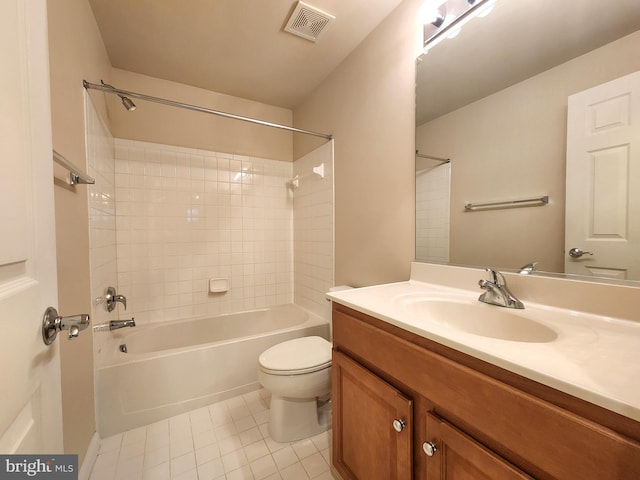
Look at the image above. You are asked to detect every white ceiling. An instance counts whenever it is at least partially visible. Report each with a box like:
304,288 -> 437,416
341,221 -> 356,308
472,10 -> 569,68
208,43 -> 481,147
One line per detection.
88,0 -> 405,109
416,0 -> 640,125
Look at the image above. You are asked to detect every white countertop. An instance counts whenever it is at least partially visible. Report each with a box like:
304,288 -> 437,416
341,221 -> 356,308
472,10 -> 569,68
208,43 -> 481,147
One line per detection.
327,279 -> 640,422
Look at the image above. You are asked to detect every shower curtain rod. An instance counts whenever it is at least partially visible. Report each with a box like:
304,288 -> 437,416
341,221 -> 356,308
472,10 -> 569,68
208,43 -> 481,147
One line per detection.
83,80 -> 333,140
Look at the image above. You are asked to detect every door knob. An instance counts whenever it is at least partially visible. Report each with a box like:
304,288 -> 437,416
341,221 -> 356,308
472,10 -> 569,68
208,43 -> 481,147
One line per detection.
42,307 -> 90,345
568,248 -> 594,258
422,441 -> 437,457
68,325 -> 80,339
392,419 -> 406,433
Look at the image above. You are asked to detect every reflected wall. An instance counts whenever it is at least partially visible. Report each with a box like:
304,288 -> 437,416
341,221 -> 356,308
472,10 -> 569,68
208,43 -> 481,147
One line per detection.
416,30 -> 640,273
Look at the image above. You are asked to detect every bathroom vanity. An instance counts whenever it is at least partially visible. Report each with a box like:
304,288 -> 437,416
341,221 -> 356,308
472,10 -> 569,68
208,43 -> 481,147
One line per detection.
328,264 -> 640,480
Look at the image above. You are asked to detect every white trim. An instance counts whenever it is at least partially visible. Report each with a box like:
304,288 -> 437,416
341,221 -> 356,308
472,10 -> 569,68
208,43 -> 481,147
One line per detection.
78,432 -> 100,480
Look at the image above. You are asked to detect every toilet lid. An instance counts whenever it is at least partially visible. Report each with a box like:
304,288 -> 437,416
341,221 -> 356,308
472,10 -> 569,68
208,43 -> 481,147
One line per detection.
259,336 -> 331,374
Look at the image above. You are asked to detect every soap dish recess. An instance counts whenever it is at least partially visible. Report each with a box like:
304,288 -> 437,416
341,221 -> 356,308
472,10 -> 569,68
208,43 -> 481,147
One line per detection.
209,278 -> 229,293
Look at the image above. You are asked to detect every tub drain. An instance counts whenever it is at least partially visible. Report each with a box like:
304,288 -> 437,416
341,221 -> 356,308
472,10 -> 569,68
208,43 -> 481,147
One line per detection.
119,344 -> 128,353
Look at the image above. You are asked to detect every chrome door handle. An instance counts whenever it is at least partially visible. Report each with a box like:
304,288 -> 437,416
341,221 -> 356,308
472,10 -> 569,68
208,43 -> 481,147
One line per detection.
569,248 -> 594,258
42,307 -> 90,345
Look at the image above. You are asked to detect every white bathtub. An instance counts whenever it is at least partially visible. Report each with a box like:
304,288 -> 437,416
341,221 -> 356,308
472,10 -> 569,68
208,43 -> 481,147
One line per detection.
96,304 -> 330,437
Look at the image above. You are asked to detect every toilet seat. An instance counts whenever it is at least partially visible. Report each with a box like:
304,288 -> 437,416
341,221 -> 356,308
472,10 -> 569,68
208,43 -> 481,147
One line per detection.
259,336 -> 331,375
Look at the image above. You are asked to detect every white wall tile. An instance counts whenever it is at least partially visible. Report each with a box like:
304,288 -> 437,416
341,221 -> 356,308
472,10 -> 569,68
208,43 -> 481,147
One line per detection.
113,139 -> 294,323
416,163 -> 451,263
90,129 -> 333,337
293,142 -> 334,320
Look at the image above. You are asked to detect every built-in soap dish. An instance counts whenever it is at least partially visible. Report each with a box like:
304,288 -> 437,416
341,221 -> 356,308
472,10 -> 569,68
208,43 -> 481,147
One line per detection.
209,278 -> 229,293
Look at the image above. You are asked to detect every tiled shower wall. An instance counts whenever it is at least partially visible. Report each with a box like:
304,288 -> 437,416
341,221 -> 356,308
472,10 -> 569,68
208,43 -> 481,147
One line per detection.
416,163 -> 450,262
87,100 -> 334,330
85,94 -> 119,356
293,141 -> 334,320
113,140 -> 295,324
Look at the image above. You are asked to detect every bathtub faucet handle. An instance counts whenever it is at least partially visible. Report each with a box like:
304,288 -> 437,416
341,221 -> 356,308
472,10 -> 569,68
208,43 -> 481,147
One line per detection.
105,286 -> 127,312
114,294 -> 127,310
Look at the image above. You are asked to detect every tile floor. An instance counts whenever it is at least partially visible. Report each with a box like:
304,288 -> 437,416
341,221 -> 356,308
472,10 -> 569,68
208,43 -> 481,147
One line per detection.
89,389 -> 336,480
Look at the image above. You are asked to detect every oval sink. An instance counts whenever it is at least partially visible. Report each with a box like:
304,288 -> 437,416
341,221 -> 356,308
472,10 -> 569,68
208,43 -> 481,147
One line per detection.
398,297 -> 557,343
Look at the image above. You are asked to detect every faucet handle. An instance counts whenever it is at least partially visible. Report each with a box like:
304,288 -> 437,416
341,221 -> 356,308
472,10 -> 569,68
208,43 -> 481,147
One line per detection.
484,267 -> 505,286
105,286 -> 127,312
114,294 -> 127,310
519,261 -> 538,275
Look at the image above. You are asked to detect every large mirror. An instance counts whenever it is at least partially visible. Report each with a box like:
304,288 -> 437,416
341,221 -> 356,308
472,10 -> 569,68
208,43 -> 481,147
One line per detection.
416,0 -> 640,283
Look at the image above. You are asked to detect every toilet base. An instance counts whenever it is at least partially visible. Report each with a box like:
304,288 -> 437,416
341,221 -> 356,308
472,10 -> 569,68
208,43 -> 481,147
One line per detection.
268,394 -> 331,443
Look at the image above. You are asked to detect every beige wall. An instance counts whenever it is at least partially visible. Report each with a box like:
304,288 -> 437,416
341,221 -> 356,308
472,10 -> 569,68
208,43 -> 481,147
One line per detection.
293,0 -> 423,287
45,0 -> 640,465
47,0 -> 112,464
106,68 -> 294,161
417,30 -> 640,273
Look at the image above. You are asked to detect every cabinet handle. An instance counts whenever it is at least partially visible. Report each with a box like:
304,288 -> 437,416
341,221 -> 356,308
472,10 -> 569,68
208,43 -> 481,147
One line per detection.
392,419 -> 406,433
422,441 -> 437,457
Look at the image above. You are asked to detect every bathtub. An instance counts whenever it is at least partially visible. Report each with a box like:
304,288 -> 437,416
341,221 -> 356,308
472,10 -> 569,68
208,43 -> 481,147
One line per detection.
95,304 -> 329,437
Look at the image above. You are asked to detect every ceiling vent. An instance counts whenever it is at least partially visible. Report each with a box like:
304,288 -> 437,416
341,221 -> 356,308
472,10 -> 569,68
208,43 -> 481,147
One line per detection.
284,1 -> 335,42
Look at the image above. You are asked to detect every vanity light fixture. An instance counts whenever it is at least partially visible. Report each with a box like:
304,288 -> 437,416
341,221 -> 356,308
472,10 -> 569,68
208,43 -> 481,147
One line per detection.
422,0 -> 496,52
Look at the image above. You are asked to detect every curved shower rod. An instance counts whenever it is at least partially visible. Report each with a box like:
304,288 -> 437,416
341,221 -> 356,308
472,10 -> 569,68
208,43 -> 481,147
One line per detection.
83,80 -> 333,140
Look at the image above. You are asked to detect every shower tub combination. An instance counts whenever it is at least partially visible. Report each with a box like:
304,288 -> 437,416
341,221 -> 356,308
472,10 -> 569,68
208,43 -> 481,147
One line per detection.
96,304 -> 329,437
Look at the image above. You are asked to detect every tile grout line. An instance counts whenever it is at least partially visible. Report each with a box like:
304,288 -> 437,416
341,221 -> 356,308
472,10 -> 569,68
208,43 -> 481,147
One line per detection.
89,389 -> 335,480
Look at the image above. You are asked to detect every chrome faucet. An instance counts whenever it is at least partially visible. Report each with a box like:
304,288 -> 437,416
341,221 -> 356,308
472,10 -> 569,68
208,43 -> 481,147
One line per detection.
478,268 -> 524,309
518,261 -> 538,275
109,318 -> 136,331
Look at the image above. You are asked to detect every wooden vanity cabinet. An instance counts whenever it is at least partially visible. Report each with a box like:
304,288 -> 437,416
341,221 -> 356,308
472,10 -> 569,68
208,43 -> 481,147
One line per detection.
425,413 -> 532,480
332,350 -> 412,480
331,303 -> 640,480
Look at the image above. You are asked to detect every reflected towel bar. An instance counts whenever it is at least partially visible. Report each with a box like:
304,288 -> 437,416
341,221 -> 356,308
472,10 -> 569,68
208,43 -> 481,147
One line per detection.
416,150 -> 450,163
53,150 -> 95,185
464,195 -> 549,211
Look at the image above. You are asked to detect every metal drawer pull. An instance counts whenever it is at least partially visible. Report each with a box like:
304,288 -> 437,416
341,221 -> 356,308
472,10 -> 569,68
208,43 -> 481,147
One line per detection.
42,307 -> 90,345
392,419 -> 406,433
423,441 -> 437,457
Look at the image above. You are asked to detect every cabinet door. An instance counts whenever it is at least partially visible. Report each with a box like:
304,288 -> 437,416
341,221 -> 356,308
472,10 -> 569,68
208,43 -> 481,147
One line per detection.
332,350 -> 412,480
425,413 -> 532,480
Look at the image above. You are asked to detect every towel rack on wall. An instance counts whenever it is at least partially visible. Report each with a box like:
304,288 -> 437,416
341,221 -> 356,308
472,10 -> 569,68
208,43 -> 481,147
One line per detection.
464,195 -> 549,211
53,150 -> 95,185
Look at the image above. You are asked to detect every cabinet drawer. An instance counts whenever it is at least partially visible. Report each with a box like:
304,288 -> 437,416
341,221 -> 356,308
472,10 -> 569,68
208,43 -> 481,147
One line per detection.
333,305 -> 640,480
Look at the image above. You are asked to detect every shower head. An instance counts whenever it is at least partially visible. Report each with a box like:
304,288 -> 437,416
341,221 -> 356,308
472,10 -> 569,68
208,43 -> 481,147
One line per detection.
100,80 -> 136,112
120,96 -> 136,111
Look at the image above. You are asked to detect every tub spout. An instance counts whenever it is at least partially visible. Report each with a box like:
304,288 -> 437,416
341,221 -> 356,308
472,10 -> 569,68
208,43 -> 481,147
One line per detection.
109,318 -> 136,331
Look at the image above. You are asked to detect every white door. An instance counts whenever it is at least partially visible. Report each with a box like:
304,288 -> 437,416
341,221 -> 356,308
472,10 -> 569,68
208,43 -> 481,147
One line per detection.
0,0 -> 63,453
565,71 -> 640,280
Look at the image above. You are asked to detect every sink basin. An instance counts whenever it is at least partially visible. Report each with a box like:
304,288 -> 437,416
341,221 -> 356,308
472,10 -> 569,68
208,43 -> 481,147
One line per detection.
397,296 -> 557,343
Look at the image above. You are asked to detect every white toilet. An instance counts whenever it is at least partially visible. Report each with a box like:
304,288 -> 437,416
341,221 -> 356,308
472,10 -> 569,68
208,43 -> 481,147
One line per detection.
258,336 -> 332,442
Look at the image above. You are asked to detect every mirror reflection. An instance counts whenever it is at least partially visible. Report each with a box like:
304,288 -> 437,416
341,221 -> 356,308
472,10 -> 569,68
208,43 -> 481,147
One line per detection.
415,0 -> 640,282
